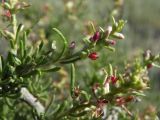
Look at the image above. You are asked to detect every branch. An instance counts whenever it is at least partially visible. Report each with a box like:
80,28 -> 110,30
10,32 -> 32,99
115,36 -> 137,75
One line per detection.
20,87 -> 45,115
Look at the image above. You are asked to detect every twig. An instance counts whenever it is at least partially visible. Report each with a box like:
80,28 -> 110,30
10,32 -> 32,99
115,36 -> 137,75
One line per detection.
20,87 -> 45,116
121,105 -> 133,117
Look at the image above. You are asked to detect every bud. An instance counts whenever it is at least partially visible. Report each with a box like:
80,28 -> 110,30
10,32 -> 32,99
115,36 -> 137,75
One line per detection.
73,87 -> 80,98
110,75 -> 117,84
92,83 -> 100,91
69,41 -> 76,49
103,82 -> 110,94
90,31 -> 100,42
97,99 -> 108,108
105,26 -> 112,37
112,32 -> 125,39
115,97 -> 125,106
143,50 -> 151,60
93,99 -> 108,118
147,63 -> 152,69
105,40 -> 116,45
65,1 -> 74,11
125,96 -> 134,102
88,52 -> 99,60
51,41 -> 56,50
3,10 -> 11,19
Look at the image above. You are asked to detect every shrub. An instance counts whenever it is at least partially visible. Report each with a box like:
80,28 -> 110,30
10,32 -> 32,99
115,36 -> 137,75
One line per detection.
0,0 -> 159,120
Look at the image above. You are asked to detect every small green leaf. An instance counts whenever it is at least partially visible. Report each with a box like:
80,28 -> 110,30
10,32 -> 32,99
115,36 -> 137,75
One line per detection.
152,63 -> 160,69
116,20 -> 126,32
118,74 -> 125,84
3,2 -> 11,9
112,16 -> 116,25
153,54 -> 160,61
3,30 -> 14,39
36,56 -> 48,66
89,21 -> 96,33
69,111 -> 87,117
52,28 -> 67,62
14,57 -> 21,65
22,32 -> 27,47
111,32 -> 125,39
45,94 -> 54,113
41,66 -> 61,73
0,55 -> 3,74
8,51 -> 21,65
39,41 -> 44,52
111,16 -> 117,33
54,101 -> 67,116
108,64 -> 113,75
7,52 -> 14,65
70,63 -> 75,97
4,98 -> 14,109
104,46 -> 115,52
16,24 -> 24,41
10,40 -> 15,49
81,90 -> 90,101
82,37 -> 91,44
132,91 -> 146,97
19,40 -> 24,59
22,69 -> 40,78
60,56 -> 81,64
7,93 -> 21,99
99,26 -> 104,32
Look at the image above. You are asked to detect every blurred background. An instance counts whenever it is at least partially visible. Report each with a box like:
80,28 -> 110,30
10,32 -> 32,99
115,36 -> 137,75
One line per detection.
0,0 -> 160,118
